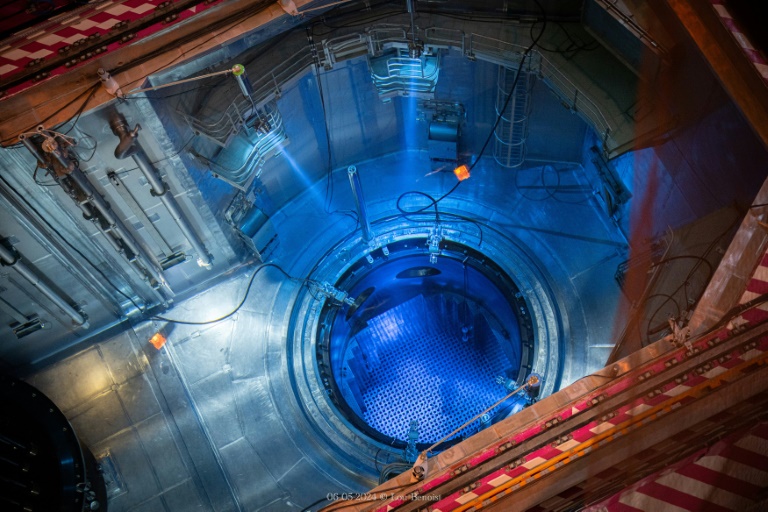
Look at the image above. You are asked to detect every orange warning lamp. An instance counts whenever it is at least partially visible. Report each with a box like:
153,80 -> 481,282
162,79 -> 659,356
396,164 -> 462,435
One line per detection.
148,332 -> 167,350
453,164 -> 470,181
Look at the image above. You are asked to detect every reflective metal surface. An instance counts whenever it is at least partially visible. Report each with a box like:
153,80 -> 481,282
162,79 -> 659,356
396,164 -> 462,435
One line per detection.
2,1 -> 768,511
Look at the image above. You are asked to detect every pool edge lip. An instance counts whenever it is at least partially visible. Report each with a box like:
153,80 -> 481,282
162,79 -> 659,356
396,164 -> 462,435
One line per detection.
320,241 -> 532,447
287,216 -> 565,475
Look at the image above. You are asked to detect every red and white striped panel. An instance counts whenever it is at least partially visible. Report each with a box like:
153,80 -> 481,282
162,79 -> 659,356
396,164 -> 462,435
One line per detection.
710,1 -> 768,86
584,421 -> 768,511
0,0 -> 219,97
734,249 -> 768,324
373,325 -> 767,512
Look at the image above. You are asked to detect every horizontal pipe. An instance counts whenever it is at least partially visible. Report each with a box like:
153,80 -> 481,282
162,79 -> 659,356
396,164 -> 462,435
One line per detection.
0,241 -> 87,327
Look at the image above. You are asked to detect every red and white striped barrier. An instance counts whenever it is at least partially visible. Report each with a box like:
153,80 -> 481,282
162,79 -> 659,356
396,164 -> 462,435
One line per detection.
710,1 -> 768,86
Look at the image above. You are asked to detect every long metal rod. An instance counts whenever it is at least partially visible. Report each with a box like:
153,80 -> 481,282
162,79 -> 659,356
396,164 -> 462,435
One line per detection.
0,240 -> 87,327
54,176 -> 167,307
125,68 -> 234,95
406,0 -> 417,49
131,150 -> 213,268
67,168 -> 173,296
299,0 -> 354,14
347,165 -> 373,243
0,180 -> 123,315
108,171 -> 173,257
20,135 -> 170,304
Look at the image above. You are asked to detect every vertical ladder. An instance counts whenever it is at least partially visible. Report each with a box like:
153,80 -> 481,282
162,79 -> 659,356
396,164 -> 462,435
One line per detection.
494,63 -> 533,168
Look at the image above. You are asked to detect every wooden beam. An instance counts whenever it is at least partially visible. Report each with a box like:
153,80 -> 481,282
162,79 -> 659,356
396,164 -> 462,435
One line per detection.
657,0 -> 768,150
0,0 -> 315,145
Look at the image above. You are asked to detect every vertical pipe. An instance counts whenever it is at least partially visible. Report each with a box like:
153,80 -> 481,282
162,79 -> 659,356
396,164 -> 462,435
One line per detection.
406,0 -> 418,56
231,64 -> 254,99
130,150 -> 213,269
110,118 -> 213,268
66,168 -> 173,297
407,0 -> 416,40
21,133 -> 169,304
347,165 -> 373,243
18,135 -> 46,165
0,184 -> 123,315
0,241 -> 88,327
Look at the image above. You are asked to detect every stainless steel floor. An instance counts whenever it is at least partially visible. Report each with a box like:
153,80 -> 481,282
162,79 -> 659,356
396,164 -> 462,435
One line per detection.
23,150 -> 626,511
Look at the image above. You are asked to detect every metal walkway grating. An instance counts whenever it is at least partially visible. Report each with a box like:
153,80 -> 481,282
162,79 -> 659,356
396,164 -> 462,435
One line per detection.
345,295 -> 512,444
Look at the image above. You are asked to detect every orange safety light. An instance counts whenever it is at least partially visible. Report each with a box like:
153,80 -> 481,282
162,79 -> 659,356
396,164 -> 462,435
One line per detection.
148,332 -> 167,350
453,164 -> 470,181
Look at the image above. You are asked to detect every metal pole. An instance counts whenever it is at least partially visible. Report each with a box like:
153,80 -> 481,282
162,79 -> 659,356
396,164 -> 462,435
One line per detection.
66,168 -> 173,297
18,134 -> 46,165
130,151 -> 212,268
407,0 -> 417,49
111,118 -> 213,268
347,165 -> 373,243
0,240 -> 88,327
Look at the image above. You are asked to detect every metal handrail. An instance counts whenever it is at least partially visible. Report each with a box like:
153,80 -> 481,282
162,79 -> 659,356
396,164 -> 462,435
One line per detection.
180,48 -> 312,147
183,24 -> 616,151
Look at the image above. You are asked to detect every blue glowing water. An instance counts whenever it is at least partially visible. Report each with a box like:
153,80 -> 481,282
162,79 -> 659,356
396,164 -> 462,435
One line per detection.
339,294 -> 516,444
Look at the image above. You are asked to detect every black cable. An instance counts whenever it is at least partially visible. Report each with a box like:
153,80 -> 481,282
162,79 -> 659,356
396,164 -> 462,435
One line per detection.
152,135 -> 195,165
378,462 -> 412,484
307,27 -> 336,214
642,257 -> 716,343
312,7 -> 405,32
301,495 -> 332,512
639,209 -> 742,345
151,262 -> 303,325
61,85 -> 99,135
643,292 -> 682,333
32,163 -> 59,187
121,84 -> 215,100
651,255 -> 713,276
534,22 -> 599,56
420,8 -> 579,25
71,130 -> 98,162
1,83 -> 100,147
396,190 -> 441,223
514,163 -> 561,202
395,0 -> 547,219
